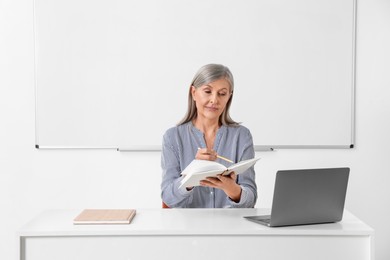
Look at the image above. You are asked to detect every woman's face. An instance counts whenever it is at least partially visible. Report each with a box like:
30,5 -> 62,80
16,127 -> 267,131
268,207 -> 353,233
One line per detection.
191,78 -> 232,123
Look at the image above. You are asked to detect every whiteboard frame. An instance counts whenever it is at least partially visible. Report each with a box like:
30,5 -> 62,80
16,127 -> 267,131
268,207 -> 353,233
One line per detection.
33,0 -> 357,151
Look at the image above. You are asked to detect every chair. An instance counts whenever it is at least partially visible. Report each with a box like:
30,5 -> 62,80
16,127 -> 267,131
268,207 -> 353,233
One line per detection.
162,201 -> 170,208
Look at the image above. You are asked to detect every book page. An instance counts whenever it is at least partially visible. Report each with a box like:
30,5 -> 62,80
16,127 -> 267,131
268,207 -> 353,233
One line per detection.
179,157 -> 260,188
180,169 -> 226,188
181,160 -> 227,176
224,157 -> 261,175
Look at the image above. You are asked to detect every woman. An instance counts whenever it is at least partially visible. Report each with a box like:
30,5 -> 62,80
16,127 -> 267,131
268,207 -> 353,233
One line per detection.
161,64 -> 257,208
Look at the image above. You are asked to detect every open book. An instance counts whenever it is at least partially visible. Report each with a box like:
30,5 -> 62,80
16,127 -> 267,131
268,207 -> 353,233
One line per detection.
179,157 -> 260,188
73,209 -> 136,225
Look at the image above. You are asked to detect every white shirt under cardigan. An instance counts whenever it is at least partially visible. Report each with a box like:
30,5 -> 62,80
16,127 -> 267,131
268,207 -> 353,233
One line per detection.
161,121 -> 257,208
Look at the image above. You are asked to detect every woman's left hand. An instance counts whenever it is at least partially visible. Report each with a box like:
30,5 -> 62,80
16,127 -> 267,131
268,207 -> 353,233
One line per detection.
200,172 -> 242,203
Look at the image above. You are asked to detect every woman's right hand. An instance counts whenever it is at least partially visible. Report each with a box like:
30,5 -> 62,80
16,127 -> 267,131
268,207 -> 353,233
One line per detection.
196,148 -> 217,161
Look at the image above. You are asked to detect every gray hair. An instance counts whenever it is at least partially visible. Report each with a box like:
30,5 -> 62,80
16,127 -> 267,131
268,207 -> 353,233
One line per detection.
178,64 -> 239,126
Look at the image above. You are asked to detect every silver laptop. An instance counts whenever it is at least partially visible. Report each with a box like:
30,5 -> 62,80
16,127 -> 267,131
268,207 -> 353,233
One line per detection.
244,167 -> 349,227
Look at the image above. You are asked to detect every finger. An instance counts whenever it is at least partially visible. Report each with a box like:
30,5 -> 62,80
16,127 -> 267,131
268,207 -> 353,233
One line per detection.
199,148 -> 217,156
229,172 -> 237,181
217,175 -> 234,185
216,174 -> 226,181
201,177 -> 220,187
205,176 -> 221,184
196,148 -> 217,161
200,180 -> 214,187
196,153 -> 216,161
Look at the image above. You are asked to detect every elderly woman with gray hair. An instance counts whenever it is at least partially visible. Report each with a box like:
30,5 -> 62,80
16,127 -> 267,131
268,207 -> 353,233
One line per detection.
161,64 -> 257,208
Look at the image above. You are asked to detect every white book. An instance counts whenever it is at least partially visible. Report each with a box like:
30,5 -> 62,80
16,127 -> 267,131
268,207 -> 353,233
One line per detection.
179,157 -> 260,189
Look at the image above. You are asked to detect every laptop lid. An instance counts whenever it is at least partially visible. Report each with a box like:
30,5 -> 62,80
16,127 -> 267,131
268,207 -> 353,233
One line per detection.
268,167 -> 350,227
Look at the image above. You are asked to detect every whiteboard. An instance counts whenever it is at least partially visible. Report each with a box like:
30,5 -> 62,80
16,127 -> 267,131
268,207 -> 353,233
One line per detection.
34,0 -> 356,150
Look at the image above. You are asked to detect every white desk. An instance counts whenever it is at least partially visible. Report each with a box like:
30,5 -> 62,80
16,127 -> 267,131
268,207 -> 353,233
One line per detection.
17,208 -> 374,260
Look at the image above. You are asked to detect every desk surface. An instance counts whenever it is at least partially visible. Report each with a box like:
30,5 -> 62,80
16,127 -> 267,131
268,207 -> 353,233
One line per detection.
18,208 -> 373,237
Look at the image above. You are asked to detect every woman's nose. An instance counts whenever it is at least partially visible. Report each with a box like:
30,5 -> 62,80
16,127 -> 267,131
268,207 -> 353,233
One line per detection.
210,93 -> 218,104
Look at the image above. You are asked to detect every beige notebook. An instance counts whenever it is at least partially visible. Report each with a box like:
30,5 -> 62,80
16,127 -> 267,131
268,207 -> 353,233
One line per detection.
73,209 -> 136,225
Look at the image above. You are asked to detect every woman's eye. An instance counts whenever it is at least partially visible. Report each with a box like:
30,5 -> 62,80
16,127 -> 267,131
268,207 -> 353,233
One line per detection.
218,93 -> 227,96
204,90 -> 212,94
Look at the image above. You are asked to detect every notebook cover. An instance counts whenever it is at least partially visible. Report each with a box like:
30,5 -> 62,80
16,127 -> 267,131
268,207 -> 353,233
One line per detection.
73,209 -> 136,225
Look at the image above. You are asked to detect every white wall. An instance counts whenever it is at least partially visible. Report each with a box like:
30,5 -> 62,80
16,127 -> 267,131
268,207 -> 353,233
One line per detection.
0,0 -> 389,259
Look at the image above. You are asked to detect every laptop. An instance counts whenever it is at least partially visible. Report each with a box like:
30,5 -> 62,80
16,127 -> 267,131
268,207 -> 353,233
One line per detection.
244,167 -> 349,227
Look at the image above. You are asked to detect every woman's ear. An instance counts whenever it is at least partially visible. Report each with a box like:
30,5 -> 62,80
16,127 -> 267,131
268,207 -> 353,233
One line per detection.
191,86 -> 196,101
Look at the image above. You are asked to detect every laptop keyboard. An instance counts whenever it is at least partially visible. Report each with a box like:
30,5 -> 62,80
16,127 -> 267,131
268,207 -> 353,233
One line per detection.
244,215 -> 271,225
260,218 -> 271,224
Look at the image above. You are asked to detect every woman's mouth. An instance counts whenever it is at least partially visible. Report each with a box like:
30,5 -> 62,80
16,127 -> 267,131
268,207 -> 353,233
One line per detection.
205,106 -> 219,112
